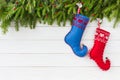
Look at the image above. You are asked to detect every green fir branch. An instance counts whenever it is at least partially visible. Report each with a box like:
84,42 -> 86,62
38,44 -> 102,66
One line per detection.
0,0 -> 120,33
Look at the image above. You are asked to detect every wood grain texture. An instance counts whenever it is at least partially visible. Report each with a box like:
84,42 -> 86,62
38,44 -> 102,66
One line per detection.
0,40 -> 119,54
0,67 -> 119,80
0,53 -> 119,66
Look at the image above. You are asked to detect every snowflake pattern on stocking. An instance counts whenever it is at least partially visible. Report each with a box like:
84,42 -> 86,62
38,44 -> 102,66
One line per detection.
95,28 -> 110,43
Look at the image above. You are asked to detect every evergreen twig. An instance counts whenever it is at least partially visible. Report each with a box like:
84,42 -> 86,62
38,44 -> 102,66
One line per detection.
0,0 -> 120,33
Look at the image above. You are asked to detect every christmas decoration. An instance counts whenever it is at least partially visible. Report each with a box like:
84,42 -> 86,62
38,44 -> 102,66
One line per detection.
0,0 -> 120,33
89,19 -> 110,71
65,3 -> 89,57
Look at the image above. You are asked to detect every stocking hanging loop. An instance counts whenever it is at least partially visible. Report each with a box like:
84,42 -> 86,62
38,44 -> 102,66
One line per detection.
76,2 -> 82,14
97,18 -> 103,28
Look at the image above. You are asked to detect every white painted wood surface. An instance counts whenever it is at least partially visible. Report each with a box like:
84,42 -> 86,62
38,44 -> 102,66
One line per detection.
0,19 -> 120,80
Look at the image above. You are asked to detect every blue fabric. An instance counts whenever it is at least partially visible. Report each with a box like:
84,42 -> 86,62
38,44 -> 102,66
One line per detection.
64,14 -> 89,57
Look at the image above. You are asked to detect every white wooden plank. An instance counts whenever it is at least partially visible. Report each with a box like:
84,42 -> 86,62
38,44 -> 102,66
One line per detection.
0,40 -> 119,54
0,53 -> 119,66
0,23 -> 120,40
0,67 -> 119,80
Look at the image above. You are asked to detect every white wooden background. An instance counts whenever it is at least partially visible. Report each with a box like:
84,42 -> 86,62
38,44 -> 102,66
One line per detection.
0,19 -> 120,80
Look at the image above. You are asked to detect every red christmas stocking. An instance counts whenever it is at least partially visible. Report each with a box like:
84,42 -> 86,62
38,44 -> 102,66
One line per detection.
89,27 -> 111,71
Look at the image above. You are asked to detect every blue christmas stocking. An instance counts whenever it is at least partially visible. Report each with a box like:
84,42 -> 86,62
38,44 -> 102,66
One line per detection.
65,14 -> 89,57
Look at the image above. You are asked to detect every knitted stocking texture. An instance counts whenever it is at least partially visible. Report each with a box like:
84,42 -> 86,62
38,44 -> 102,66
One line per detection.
89,28 -> 111,71
65,14 -> 89,57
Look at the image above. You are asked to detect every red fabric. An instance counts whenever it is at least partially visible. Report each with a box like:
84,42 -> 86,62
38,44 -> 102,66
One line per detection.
89,28 -> 111,71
